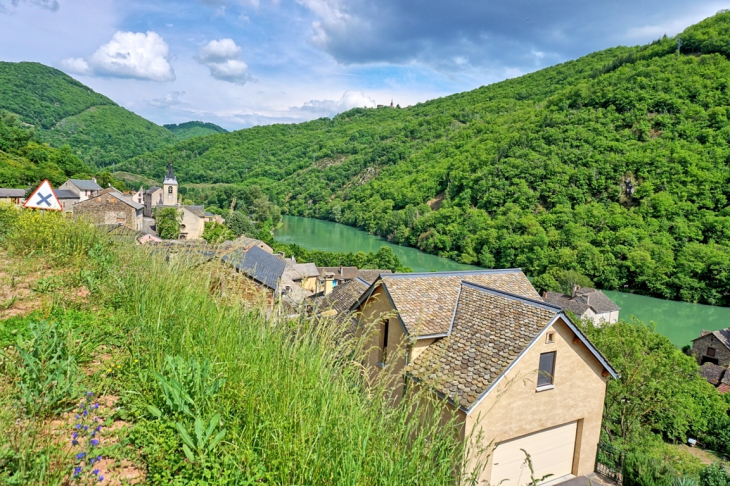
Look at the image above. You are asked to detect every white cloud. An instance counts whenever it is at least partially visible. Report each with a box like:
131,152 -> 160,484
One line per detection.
196,38 -> 252,84
148,91 -> 186,108
60,31 -> 175,82
298,90 -> 376,115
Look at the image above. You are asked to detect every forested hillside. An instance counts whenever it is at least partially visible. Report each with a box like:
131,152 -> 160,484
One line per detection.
0,62 -> 175,169
120,12 -> 730,305
164,121 -> 228,141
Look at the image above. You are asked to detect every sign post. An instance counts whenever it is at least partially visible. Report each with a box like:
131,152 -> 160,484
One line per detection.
23,180 -> 63,212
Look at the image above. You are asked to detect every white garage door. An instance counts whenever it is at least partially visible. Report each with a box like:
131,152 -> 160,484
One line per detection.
491,421 -> 578,486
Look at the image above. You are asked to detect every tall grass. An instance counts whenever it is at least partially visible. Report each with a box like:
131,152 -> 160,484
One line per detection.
0,205 -> 480,485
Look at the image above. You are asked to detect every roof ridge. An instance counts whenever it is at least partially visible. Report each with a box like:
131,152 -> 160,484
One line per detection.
460,281 -> 562,312
383,268 -> 523,278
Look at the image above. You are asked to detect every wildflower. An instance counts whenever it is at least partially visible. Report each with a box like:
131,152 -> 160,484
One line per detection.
75,414 -> 80,419
96,455 -> 102,462
90,457 -> 96,464
92,469 -> 100,475
83,410 -> 88,416
107,368 -> 112,373
75,424 -> 83,429
93,403 -> 99,409
134,359 -> 139,363
87,391 -> 94,397
91,439 -> 99,446
73,466 -> 82,477
95,425 -> 102,432
98,476 -> 104,482
76,452 -> 86,460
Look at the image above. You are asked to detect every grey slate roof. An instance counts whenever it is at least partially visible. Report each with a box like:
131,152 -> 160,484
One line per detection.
54,189 -> 80,200
184,205 -> 206,217
68,179 -> 102,191
319,266 -> 359,281
0,189 -> 25,197
693,328 -> 730,349
221,245 -> 286,291
292,263 -> 320,279
543,287 -> 620,316
316,278 -> 370,333
145,186 -> 161,194
356,269 -> 392,284
700,362 -> 728,386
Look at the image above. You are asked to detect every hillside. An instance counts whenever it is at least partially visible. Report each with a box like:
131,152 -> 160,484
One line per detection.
119,12 -> 730,305
164,121 -> 228,141
0,62 -> 176,169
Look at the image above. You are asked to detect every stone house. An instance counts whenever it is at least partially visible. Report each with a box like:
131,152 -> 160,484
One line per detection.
155,205 -> 206,240
0,188 -> 26,205
542,286 -> 620,324
131,186 -> 145,205
692,328 -> 730,366
143,186 -> 163,217
54,189 -> 80,213
699,362 -> 730,393
58,178 -> 102,202
353,270 -> 617,485
74,188 -> 144,231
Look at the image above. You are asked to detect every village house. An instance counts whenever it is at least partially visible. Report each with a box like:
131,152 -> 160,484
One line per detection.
692,328 -> 730,366
74,187 -> 144,231
542,286 -> 620,324
699,362 -> 730,393
143,186 -> 163,217
204,211 -> 225,224
0,188 -> 26,205
352,269 -> 617,485
54,189 -> 80,213
155,205 -> 206,240
132,186 -> 145,205
317,266 -> 392,294
58,178 -> 102,202
222,236 -> 274,254
313,277 -> 370,335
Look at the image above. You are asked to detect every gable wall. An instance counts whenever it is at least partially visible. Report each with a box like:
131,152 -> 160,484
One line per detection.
180,208 -> 204,239
75,193 -> 141,230
692,334 -> 730,366
462,317 -> 609,483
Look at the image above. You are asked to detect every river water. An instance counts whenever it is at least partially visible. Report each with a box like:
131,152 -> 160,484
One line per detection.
275,215 -> 730,347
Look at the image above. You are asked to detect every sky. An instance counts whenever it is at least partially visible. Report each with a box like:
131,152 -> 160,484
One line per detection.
0,0 -> 726,131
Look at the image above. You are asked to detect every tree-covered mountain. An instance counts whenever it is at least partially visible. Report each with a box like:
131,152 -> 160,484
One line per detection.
119,12 -> 730,305
164,121 -> 228,141
0,62 -> 176,169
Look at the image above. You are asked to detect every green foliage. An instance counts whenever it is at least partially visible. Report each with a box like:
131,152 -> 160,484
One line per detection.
274,242 -> 411,272
225,210 -> 255,237
119,12 -> 730,305
533,268 -> 594,295
673,476 -> 699,486
580,319 -> 727,443
2,321 -> 82,417
154,207 -> 182,240
175,414 -> 227,464
624,451 -> 673,486
164,121 -> 228,141
699,463 -> 730,486
201,221 -> 234,244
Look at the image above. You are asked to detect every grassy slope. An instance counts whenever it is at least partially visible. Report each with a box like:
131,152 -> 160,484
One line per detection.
164,121 -> 228,141
116,13 -> 730,305
0,62 -> 175,169
0,207 -> 473,485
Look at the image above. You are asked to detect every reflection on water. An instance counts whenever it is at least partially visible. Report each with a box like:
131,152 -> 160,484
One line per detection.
275,215 -> 478,273
276,216 -> 730,348
604,291 -> 730,348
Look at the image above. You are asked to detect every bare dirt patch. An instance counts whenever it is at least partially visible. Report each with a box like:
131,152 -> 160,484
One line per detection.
427,191 -> 446,211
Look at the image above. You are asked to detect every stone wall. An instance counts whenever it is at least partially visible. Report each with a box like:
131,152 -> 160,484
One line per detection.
75,193 -> 140,230
692,334 -> 730,366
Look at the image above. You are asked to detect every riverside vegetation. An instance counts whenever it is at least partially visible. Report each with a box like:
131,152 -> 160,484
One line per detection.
118,12 -> 730,306
2,206 -> 730,485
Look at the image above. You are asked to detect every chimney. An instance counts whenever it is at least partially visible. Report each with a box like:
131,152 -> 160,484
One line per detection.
92,177 -> 96,183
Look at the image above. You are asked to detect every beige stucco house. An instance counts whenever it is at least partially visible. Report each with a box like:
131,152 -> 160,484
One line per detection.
352,270 -> 617,485
58,178 -> 102,202
543,287 -> 620,324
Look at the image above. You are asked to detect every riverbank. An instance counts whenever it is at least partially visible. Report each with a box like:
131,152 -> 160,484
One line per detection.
275,215 -> 730,348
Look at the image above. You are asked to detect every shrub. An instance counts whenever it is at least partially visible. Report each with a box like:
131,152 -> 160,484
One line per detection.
624,451 -> 673,486
699,464 -> 730,486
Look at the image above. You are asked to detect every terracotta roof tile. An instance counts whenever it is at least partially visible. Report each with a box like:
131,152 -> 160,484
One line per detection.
407,283 -> 558,410
380,270 -> 540,336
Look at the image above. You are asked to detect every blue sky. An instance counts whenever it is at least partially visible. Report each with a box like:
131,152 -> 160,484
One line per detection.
0,0 -> 726,130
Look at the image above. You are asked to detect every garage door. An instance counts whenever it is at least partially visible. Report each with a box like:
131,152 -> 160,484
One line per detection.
491,421 -> 577,486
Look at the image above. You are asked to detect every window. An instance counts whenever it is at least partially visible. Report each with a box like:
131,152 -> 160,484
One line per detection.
377,320 -> 389,366
707,347 -> 716,357
168,186 -> 173,194
537,352 -> 556,388
545,331 -> 556,344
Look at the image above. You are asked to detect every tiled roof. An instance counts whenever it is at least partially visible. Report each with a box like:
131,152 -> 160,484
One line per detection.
292,263 -> 320,279
0,188 -> 25,197
543,288 -> 620,316
184,205 -> 206,217
145,186 -> 161,194
319,266 -> 359,281
222,245 -> 286,291
373,269 -> 541,336
407,282 -> 560,410
700,362 -> 728,386
54,189 -> 79,199
68,179 -> 102,191
356,269 -> 392,283
317,278 -> 370,332
693,328 -> 730,350
718,383 -> 730,394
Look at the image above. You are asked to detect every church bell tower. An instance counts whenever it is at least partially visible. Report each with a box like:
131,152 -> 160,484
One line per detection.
163,160 -> 178,205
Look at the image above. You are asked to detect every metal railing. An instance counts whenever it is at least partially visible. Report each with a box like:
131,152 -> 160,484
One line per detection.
595,441 -> 624,485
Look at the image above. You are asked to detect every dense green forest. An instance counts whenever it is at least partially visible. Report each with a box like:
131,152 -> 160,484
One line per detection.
0,110 -> 127,190
117,13 -> 730,305
164,121 -> 228,141
0,62 -> 176,169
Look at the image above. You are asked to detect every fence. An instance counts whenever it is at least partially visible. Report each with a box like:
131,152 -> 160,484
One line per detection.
595,441 -> 624,485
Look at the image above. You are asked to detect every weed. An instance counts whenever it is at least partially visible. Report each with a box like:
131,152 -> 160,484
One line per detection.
31,276 -> 62,294
0,295 -> 17,310
69,392 -> 105,484
175,413 -> 227,464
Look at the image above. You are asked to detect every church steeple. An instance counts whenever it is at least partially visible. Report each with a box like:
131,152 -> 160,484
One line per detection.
163,159 -> 178,205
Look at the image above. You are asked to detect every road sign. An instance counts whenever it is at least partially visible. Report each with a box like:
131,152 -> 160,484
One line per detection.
24,180 -> 62,211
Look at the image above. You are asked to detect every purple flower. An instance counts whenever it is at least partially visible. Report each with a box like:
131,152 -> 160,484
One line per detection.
92,469 -> 100,475
83,410 -> 88,416
72,432 -> 78,439
93,403 -> 99,409
95,426 -> 102,432
73,466 -> 82,477
76,452 -> 86,460
75,414 -> 80,419
91,439 -> 99,446
96,455 -> 102,462
84,426 -> 89,431
90,457 -> 96,464
98,476 -> 104,482
75,424 -> 82,429
87,391 -> 94,397
72,439 -> 79,446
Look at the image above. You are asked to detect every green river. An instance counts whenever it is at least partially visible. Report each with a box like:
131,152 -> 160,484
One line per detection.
275,215 -> 730,348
